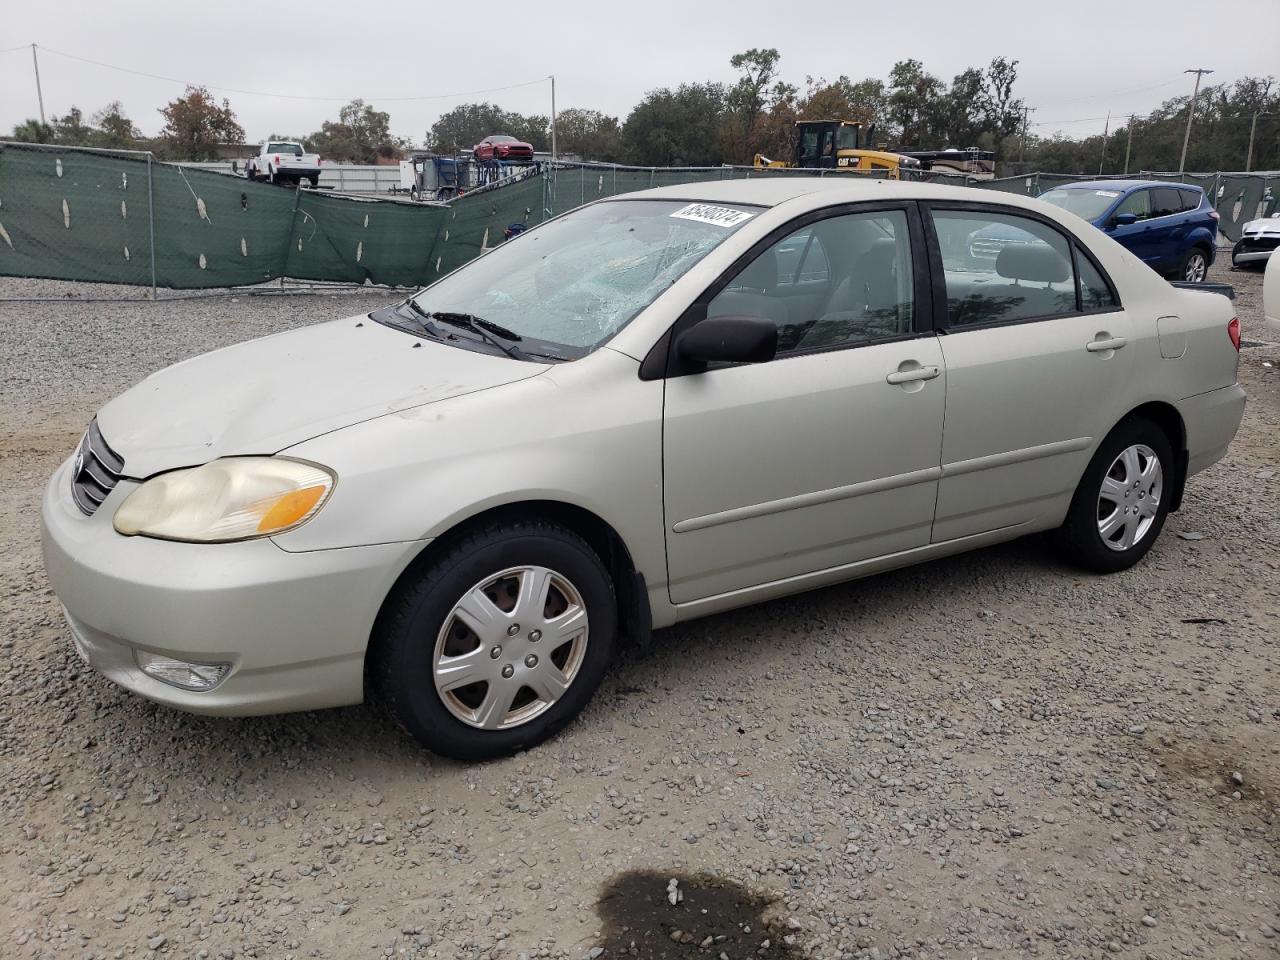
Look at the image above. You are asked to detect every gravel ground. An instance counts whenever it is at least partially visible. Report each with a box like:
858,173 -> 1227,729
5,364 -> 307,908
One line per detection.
1,265 -> 1277,960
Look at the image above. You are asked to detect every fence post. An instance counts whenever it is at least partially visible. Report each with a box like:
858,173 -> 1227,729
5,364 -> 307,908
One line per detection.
146,152 -> 157,299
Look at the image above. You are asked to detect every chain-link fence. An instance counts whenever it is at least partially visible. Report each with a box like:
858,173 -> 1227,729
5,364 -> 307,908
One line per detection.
1,140 -> 1275,295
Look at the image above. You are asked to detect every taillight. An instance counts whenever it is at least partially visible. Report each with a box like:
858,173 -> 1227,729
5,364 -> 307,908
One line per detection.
1209,209 -> 1220,221
1228,317 -> 1241,351
316,157 -> 322,166
275,155 -> 281,165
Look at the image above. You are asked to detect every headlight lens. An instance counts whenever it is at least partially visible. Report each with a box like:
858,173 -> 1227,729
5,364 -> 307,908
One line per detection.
113,457 -> 335,542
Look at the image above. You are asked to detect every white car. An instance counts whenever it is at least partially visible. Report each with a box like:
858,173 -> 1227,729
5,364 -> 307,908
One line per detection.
42,179 -> 1246,759
1266,241 -> 1280,338
1233,213 -> 1280,269
243,141 -> 322,187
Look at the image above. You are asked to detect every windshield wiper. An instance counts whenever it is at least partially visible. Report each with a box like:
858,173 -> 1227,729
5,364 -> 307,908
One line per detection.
395,298 -> 447,339
427,311 -> 529,361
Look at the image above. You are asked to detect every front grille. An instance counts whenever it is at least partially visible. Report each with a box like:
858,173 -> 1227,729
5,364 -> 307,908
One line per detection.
71,420 -> 125,516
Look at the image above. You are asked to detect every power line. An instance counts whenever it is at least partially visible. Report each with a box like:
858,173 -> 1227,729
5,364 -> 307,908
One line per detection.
27,44 -> 551,103
1038,77 -> 1183,110
1032,115 -> 1113,126
0,44 -> 33,55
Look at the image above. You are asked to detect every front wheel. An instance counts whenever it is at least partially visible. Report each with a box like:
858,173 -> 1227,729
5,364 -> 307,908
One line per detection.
1179,246 -> 1209,283
370,520 -> 617,760
1056,418 -> 1174,573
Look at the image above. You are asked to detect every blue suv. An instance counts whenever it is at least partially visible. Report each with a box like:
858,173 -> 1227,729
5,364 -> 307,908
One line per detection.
1038,180 -> 1219,282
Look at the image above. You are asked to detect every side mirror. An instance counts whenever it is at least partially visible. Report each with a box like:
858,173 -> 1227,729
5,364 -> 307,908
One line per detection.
1111,212 -> 1138,228
676,316 -> 778,366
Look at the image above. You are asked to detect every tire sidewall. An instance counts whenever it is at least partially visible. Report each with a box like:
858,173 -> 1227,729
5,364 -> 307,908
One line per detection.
1181,247 -> 1208,283
383,528 -> 616,760
1063,418 -> 1174,573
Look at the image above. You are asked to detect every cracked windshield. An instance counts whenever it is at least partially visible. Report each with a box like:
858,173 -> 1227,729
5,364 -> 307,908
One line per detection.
409,199 -> 759,352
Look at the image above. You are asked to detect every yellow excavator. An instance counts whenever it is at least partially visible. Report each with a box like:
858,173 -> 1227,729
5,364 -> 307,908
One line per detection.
754,120 -> 996,180
754,121 -> 918,178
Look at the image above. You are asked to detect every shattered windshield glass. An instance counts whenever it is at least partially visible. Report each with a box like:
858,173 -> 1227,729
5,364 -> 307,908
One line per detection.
409,199 -> 760,354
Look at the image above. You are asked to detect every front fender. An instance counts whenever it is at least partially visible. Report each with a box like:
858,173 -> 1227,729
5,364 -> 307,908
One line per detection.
272,349 -> 668,594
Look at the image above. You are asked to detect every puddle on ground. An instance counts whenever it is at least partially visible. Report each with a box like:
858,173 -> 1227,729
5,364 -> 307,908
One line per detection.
596,870 -> 801,957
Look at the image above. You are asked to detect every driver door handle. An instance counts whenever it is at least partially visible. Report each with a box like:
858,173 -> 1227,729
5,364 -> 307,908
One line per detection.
885,365 -> 940,385
1086,337 -> 1128,353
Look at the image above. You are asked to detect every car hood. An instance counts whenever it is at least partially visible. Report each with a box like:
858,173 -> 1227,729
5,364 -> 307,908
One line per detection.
1242,216 -> 1280,236
97,314 -> 546,479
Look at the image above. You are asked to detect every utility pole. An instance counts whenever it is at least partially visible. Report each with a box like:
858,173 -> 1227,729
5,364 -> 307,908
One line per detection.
1098,111 -> 1111,175
1246,112 -> 1258,172
31,43 -> 46,126
548,75 -> 557,164
1178,68 -> 1213,177
1018,105 -> 1035,165
1245,112 -> 1274,172
1123,114 -> 1135,174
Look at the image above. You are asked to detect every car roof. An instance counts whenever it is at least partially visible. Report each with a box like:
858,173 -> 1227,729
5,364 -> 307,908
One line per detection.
1052,179 -> 1200,193
613,176 -> 1030,209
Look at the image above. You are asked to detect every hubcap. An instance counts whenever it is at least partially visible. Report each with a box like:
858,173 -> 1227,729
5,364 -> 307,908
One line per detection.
1184,253 -> 1206,282
1097,443 -> 1163,552
432,565 -> 589,730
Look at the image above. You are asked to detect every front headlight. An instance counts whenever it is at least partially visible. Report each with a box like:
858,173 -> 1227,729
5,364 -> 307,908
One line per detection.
113,457 -> 335,543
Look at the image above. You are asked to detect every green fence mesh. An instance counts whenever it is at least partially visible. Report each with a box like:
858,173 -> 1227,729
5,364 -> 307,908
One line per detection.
0,140 -> 1275,292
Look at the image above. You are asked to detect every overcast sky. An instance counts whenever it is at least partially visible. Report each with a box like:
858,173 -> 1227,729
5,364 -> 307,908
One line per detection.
4,0 -> 1278,146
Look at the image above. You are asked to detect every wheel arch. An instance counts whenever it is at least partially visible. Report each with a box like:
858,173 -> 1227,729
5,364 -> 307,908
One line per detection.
365,499 -> 651,685
1116,401 -> 1188,511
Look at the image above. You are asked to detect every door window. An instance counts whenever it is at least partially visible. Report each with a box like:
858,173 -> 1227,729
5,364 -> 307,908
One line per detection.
1150,187 -> 1182,219
707,210 -> 915,353
1076,249 -> 1118,311
798,127 -> 820,164
931,209 -> 1077,327
1114,189 -> 1152,221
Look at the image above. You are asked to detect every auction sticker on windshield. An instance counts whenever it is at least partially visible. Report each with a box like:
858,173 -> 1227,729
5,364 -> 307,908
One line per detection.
670,203 -> 755,228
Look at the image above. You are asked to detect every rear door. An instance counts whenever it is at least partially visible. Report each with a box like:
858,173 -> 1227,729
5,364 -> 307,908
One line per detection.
661,203 -> 946,604
924,204 -> 1135,541
1148,187 -> 1187,271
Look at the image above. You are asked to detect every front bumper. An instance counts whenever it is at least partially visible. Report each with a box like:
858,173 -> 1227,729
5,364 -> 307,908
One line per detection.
1233,236 -> 1278,265
41,456 -> 423,716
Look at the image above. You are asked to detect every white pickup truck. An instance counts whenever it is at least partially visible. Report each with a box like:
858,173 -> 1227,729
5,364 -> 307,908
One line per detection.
243,141 -> 322,187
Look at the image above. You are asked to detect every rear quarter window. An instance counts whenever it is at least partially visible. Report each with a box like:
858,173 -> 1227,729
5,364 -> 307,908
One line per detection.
1178,188 -> 1203,212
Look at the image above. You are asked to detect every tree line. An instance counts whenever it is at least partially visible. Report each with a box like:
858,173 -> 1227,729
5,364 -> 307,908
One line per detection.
10,89 -> 407,164
9,50 -> 1279,174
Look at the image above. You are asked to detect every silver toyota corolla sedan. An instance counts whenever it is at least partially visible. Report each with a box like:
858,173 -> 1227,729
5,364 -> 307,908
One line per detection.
42,179 -> 1246,759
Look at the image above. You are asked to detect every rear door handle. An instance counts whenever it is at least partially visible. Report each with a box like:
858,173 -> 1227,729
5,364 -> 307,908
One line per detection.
1087,337 -> 1128,353
886,365 -> 940,384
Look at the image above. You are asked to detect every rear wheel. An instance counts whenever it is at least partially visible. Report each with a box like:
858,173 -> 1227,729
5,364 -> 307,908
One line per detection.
371,519 -> 617,760
1179,246 -> 1209,283
1056,418 -> 1174,573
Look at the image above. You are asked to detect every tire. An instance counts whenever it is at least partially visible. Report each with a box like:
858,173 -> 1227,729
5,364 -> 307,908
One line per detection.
370,519 -> 617,760
1179,246 -> 1210,283
1056,417 -> 1174,574
307,176 -> 319,188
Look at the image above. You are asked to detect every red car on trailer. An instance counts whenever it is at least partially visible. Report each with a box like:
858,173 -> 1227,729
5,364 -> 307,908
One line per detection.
472,135 -> 535,164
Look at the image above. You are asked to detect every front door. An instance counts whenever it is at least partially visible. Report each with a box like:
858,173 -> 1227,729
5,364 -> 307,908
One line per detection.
1108,188 -> 1162,266
662,206 -> 946,604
